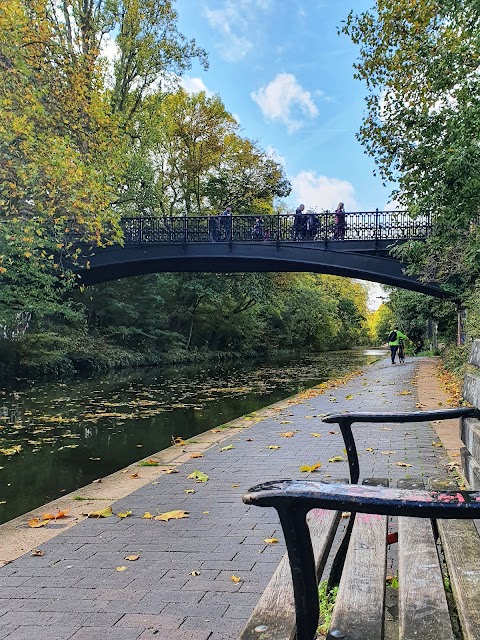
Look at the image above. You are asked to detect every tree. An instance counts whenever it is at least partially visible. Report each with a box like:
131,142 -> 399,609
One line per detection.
342,0 -> 480,289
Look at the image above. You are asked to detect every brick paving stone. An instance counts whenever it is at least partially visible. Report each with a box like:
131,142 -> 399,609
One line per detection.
0,357 -> 454,639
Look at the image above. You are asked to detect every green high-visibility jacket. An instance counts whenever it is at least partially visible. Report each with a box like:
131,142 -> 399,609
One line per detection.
388,330 -> 407,346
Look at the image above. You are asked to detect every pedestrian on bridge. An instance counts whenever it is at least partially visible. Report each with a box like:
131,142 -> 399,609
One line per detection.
334,202 -> 346,239
293,204 -> 306,240
220,206 -> 232,240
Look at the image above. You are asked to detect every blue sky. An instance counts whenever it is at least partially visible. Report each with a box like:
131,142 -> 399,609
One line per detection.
175,0 -> 394,214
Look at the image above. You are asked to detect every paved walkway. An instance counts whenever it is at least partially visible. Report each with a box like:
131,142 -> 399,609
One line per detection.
0,357 -> 456,639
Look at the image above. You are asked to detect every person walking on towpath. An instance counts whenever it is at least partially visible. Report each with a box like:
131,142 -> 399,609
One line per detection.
388,327 -> 409,364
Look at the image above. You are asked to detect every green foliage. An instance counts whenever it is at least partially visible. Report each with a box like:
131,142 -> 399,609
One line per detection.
342,0 -> 480,288
317,580 -> 339,636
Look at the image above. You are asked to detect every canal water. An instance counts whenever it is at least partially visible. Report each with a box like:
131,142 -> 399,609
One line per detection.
0,349 -> 385,524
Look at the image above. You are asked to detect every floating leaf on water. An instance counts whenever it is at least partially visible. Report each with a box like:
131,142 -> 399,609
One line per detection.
187,470 -> 209,482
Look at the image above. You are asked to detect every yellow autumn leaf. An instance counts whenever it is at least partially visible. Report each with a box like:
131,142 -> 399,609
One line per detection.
300,462 -> 322,472
173,437 -> 186,446
328,456 -> 344,463
183,489 -> 195,494
231,575 -> 242,583
130,472 -> 139,479
124,555 -> 139,561
28,518 -> 49,528
381,451 -> 396,455
345,394 -> 354,400
311,433 -> 322,437
279,432 -> 295,438
117,511 -> 132,518
365,447 -> 374,452
267,445 -> 281,450
280,420 -> 292,424
155,510 -> 189,521
142,512 -> 155,519
189,453 -> 204,459
31,549 -> 44,556
396,462 -> 413,467
220,445 -> 234,451
187,470 -> 209,482
115,566 -> 127,572
86,506 -> 113,518
264,538 -> 279,544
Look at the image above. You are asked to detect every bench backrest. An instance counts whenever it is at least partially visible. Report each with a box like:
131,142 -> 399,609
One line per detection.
461,338 -> 480,488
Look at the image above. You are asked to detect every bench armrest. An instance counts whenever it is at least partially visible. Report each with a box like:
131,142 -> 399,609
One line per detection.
324,407 -> 476,424
323,407 -> 478,484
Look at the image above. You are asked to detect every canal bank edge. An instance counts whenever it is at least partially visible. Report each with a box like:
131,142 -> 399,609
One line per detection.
0,357 -> 459,565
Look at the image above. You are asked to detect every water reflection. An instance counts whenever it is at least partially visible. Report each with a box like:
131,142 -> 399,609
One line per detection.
0,350 -> 383,524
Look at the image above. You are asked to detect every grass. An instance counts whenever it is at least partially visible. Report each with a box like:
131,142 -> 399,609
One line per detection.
317,580 -> 339,636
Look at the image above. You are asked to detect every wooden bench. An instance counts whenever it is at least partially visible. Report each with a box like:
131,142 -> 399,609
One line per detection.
239,341 -> 480,640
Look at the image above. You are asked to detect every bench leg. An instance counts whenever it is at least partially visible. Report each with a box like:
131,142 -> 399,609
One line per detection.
277,504 -> 319,640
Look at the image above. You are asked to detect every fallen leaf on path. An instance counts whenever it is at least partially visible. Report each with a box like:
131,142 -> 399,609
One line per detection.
231,484 -> 240,488
399,390 -> 412,395
28,518 -> 49,528
31,549 -> 44,556
311,433 -> 322,438
365,448 -> 374,452
125,555 -> 139,561
329,431 -> 339,435
173,437 -> 186,446
341,512 -> 351,518
328,456 -> 344,463
155,510 -> 189,521
42,509 -> 69,520
163,468 -> 178,474
382,427 -> 392,431
189,453 -> 203,459
117,511 -> 132,518
279,432 -> 295,438
220,445 -> 234,451
86,507 -> 113,518
130,472 -> 139,479
115,566 -> 127,572
183,489 -> 195,494
267,445 -> 281,450
231,575 -> 242,583
189,570 -> 200,576
142,512 -> 155,519
300,462 -> 321,472
280,421 -> 292,424
138,459 -> 159,466
264,538 -> 279,544
187,470 -> 209,482
432,441 -> 443,447
345,395 -> 354,400
396,462 -> 413,467
381,451 -> 396,455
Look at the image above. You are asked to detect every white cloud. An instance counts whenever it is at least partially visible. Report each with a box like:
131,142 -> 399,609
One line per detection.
204,0 -> 271,62
251,73 -> 319,133
290,171 -> 357,211
180,76 -> 213,97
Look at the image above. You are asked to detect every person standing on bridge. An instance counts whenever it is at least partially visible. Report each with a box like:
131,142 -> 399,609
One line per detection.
334,202 -> 346,239
388,327 -> 409,364
293,204 -> 305,239
220,206 -> 232,240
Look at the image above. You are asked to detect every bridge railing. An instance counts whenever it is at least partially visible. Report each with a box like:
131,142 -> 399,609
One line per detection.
119,211 -> 432,244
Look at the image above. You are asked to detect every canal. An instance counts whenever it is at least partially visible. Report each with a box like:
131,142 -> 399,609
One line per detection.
0,349 -> 384,524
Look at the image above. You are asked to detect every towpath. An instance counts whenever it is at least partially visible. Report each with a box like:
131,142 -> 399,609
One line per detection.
0,356 -> 460,639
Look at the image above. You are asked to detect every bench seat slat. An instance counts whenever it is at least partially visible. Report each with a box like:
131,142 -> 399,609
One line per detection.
437,519 -> 480,640
239,509 -> 340,640
398,516 -> 454,640
328,512 -> 387,640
